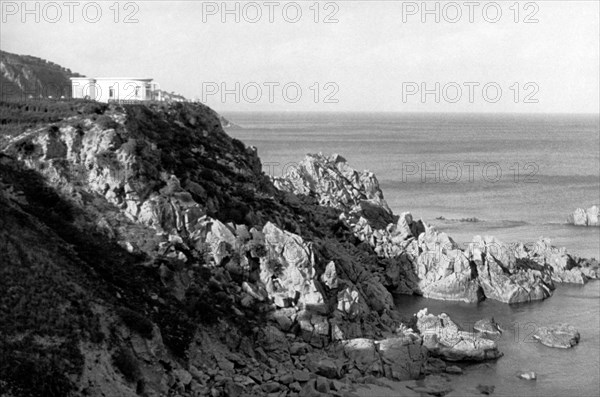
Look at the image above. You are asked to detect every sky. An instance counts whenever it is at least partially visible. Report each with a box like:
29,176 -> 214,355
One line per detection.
1,0 -> 599,113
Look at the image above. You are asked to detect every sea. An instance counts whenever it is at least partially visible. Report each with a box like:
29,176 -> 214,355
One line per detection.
224,112 -> 600,396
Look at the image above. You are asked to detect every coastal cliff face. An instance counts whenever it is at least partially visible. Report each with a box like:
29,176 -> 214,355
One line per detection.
0,100 -> 597,397
0,101 -> 431,397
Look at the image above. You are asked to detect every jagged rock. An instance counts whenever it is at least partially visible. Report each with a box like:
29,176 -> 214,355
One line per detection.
376,334 -> 427,381
321,261 -> 339,289
269,308 -> 296,332
299,379 -> 321,397
314,376 -> 329,393
258,325 -> 292,363
204,219 -> 238,265
359,277 -> 394,314
336,286 -> 367,318
568,205 -> 599,227
524,239 -> 589,284
279,373 -> 294,385
261,222 -> 327,313
290,381 -> 302,392
416,309 -> 502,361
467,236 -> 554,303
341,338 -> 382,375
273,153 -> 392,215
290,342 -> 310,356
412,226 -> 483,303
533,323 -> 580,348
262,381 -> 282,393
305,353 -> 341,379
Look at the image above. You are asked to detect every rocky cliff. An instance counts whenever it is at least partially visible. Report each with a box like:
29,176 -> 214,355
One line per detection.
0,101 -> 434,397
1,99 -> 598,397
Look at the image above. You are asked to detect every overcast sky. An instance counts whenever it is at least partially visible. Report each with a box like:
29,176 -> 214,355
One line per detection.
1,1 -> 599,113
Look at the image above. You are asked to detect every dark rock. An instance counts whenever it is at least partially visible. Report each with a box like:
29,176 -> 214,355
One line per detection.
294,370 -> 311,383
261,382 -> 282,393
279,373 -> 294,385
315,376 -> 330,393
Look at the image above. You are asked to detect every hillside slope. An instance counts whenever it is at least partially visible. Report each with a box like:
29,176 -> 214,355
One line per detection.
0,51 -> 82,100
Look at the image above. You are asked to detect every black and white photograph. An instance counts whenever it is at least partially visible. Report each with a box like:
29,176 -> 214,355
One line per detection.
0,1 -> 599,396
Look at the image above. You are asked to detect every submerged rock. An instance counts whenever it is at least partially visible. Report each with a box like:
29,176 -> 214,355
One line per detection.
533,323 -> 580,348
474,318 -> 502,335
416,309 -> 502,361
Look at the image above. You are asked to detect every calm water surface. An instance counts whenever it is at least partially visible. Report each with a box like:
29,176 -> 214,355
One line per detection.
395,283 -> 600,397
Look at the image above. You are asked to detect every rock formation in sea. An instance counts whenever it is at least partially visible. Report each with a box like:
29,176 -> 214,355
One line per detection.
567,205 -> 599,227
274,153 -> 600,304
415,309 -> 502,361
533,323 -> 581,349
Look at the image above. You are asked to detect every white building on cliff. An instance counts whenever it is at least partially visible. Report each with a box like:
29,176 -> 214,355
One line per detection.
70,77 -> 160,102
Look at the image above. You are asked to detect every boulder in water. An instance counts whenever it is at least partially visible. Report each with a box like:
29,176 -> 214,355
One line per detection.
567,205 -> 599,227
533,323 -> 580,348
474,318 -> 502,335
518,371 -> 537,380
416,309 -> 503,361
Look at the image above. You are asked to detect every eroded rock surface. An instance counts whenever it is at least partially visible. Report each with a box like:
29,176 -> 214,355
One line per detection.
416,309 -> 503,361
533,323 -> 580,348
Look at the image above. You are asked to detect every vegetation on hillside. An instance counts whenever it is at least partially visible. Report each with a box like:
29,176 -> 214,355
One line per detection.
0,50 -> 82,101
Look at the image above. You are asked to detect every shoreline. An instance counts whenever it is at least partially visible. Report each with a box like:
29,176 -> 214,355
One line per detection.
387,281 -> 600,397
